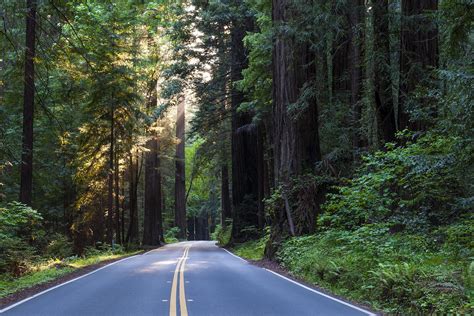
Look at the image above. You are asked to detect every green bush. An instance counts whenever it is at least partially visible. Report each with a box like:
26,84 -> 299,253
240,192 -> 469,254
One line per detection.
320,133 -> 465,231
212,221 -> 232,246
232,232 -> 268,261
164,227 -> 180,243
0,202 -> 43,275
0,237 -> 37,276
45,234 -> 74,259
439,218 -> 474,259
277,225 -> 471,314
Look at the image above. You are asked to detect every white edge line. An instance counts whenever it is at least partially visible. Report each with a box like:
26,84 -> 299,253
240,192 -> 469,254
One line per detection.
221,248 -> 248,263
264,269 -> 376,316
0,254 -> 140,314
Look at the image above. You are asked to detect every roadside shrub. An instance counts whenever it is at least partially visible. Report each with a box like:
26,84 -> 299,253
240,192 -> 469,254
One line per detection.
277,225 -> 471,314
164,227 -> 180,243
112,243 -> 124,254
83,246 -> 102,257
84,242 -> 113,257
0,237 -> 37,276
232,229 -> 269,260
0,202 -> 43,275
439,217 -> 474,259
45,234 -> 74,259
320,133 -> 465,231
212,221 -> 232,246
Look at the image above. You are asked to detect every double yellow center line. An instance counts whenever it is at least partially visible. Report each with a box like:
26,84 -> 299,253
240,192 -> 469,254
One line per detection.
169,246 -> 191,316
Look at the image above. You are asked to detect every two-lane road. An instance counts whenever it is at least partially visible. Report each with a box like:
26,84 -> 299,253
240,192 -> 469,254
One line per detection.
1,241 -> 375,316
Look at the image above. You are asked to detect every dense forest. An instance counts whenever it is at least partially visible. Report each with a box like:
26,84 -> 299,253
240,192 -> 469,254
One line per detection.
0,0 -> 472,314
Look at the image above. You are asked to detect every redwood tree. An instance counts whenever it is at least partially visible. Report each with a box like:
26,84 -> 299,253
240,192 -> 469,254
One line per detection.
374,0 -> 397,143
268,0 -> 322,255
349,0 -> 366,148
174,95 -> 186,239
143,81 -> 163,246
229,7 -> 263,243
19,0 -> 37,205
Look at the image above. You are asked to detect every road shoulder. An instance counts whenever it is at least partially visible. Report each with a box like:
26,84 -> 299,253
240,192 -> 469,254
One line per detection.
0,251 -> 146,310
224,246 -> 380,316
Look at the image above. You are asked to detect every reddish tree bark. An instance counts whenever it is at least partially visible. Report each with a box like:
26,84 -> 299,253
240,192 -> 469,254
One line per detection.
229,7 -> 265,243
126,152 -> 140,243
114,149 -> 121,244
19,0 -> 37,205
268,0 -> 322,256
220,164 -> 232,226
106,103 -> 114,244
143,81 -> 163,246
175,96 -> 187,239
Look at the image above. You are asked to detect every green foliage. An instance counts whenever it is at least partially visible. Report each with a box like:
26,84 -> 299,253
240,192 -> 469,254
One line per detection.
212,222 -> 232,246
232,230 -> 269,261
164,227 -> 180,244
0,202 -> 43,236
308,130 -> 473,313
320,132 -> 466,231
238,0 -> 272,121
83,242 -> 125,257
45,234 -> 74,259
439,218 -> 474,259
0,236 -> 37,277
0,249 -> 140,298
278,225 -> 472,314
0,203 -> 43,275
439,0 -> 474,59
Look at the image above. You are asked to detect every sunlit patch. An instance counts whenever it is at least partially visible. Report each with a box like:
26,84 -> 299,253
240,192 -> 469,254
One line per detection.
134,260 -> 178,273
152,260 -> 178,266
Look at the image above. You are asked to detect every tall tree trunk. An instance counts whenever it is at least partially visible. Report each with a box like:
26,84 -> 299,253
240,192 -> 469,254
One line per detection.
19,0 -> 37,206
229,8 -> 262,243
114,149 -> 121,244
126,152 -> 138,243
143,138 -> 163,245
399,0 -> 438,130
349,0 -> 366,149
143,81 -> 162,246
120,170 -> 125,243
143,140 -> 154,245
374,0 -> 397,143
256,126 -> 265,230
106,103 -> 114,244
268,0 -> 322,256
218,46 -> 232,229
220,164 -> 231,226
156,143 -> 164,243
175,95 -> 186,239
187,217 -> 195,241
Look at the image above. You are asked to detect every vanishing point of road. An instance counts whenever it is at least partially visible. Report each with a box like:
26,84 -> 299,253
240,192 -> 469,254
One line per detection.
1,241 -> 375,316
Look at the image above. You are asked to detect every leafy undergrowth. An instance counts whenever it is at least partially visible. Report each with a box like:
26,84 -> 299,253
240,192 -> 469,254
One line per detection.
164,227 -> 180,244
232,237 -> 267,261
277,222 -> 473,315
212,222 -> 232,246
0,249 -> 140,298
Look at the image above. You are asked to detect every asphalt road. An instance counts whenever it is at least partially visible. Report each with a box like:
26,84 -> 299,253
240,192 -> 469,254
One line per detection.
1,241 -> 375,316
